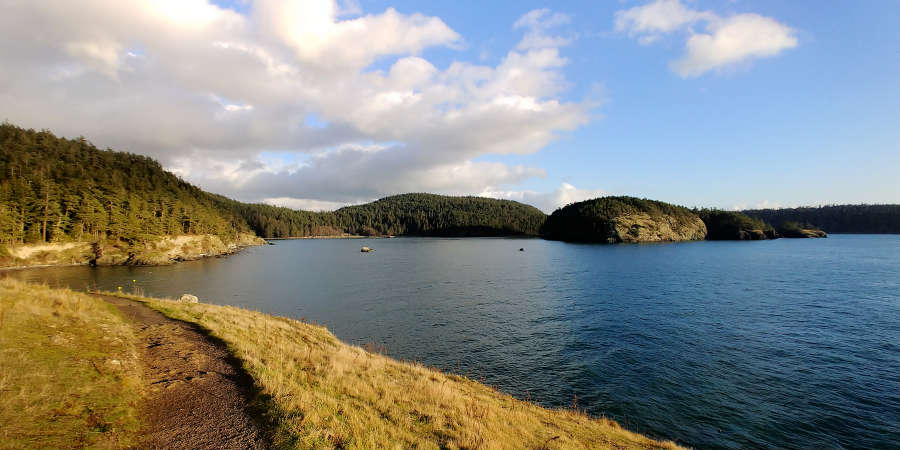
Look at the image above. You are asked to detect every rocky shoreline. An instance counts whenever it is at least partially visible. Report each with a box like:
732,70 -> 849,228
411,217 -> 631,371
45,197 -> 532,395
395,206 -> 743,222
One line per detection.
0,233 -> 266,270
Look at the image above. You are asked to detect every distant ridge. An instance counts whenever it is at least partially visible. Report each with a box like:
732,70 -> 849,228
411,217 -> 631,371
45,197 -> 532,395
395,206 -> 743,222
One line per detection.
743,205 -> 900,234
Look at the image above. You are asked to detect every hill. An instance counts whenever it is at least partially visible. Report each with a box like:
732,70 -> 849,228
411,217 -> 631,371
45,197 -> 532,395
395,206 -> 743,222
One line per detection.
333,193 -> 546,237
743,205 -> 900,234
214,193 -> 546,238
541,196 -> 707,243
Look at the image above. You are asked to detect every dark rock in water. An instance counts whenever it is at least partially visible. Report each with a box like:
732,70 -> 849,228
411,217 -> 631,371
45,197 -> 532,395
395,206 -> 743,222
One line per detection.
519,248 -> 524,251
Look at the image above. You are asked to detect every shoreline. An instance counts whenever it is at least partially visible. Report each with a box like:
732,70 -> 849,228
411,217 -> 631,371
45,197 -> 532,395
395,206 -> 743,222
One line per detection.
0,233 -> 266,271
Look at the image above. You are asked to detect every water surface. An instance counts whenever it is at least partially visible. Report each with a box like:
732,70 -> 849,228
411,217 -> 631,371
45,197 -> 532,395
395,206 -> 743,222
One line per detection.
6,235 -> 899,448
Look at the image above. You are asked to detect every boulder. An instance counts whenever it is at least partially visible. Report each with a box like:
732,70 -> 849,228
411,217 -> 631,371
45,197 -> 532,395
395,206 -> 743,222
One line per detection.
179,294 -> 199,303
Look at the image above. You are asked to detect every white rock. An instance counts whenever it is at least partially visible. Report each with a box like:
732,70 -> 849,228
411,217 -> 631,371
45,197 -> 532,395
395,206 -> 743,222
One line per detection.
179,294 -> 199,303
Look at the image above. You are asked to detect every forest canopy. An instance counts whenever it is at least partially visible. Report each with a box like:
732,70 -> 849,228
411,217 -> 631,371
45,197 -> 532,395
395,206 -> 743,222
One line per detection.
0,123 -> 251,245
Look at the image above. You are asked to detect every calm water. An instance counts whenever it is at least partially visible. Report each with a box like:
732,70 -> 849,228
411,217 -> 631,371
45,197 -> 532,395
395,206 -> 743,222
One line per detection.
6,235 -> 899,448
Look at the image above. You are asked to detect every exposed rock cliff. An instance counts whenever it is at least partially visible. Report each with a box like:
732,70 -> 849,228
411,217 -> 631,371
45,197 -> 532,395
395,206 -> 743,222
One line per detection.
610,213 -> 707,243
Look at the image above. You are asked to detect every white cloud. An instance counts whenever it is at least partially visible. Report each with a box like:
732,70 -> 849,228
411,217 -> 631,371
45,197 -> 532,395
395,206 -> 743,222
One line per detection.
615,0 -> 797,77
614,0 -> 712,42
481,182 -> 607,214
672,14 -> 798,78
733,199 -> 783,211
263,197 -> 360,211
0,1 -> 590,206
514,9 -> 574,51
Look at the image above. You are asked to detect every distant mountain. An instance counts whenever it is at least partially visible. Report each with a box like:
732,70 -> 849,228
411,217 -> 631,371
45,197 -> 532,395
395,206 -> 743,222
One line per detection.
541,196 -> 706,243
743,205 -> 900,234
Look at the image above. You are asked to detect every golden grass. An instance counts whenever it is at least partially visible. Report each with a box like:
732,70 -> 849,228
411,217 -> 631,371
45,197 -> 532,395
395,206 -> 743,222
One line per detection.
124,294 -> 683,449
0,280 -> 140,448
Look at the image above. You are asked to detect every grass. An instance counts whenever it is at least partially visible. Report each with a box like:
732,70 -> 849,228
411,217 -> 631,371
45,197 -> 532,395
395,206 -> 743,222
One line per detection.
113,293 -> 683,449
0,280 -> 141,448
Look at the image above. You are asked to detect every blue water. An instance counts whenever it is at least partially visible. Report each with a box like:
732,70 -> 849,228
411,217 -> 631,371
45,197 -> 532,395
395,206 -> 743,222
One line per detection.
6,235 -> 899,448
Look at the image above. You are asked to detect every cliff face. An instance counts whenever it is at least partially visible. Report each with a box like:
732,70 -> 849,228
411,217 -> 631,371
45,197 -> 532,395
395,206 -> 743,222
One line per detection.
0,233 -> 266,269
541,196 -> 708,243
611,213 -> 707,243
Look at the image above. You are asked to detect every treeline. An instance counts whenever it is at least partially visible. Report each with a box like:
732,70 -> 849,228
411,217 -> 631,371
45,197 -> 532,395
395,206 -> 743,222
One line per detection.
743,205 -> 900,234
214,194 -> 547,238
0,123 -> 251,245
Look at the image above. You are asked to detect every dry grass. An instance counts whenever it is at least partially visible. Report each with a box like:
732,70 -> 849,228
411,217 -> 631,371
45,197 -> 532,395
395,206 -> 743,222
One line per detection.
124,294 -> 683,450
0,280 -> 141,448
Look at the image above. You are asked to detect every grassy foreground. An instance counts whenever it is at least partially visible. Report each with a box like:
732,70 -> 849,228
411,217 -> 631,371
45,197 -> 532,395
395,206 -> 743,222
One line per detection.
133,294 -> 681,449
0,280 -> 140,448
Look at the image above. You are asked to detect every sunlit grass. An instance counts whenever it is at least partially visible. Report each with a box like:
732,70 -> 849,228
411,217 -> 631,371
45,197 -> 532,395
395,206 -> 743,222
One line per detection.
117,293 -> 682,449
0,280 -> 140,448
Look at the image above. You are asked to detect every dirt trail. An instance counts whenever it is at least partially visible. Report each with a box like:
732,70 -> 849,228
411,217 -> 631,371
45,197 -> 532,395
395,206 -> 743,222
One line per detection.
96,295 -> 269,449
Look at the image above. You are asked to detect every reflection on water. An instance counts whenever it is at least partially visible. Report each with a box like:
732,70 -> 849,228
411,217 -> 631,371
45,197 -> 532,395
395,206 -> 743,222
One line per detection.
6,235 -> 900,448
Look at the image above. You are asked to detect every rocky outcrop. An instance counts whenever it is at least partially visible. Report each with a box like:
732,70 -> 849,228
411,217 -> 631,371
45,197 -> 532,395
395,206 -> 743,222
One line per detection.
776,221 -> 827,238
697,209 -> 778,241
780,228 -> 827,238
610,213 -> 707,243
541,196 -> 708,243
0,233 -> 267,269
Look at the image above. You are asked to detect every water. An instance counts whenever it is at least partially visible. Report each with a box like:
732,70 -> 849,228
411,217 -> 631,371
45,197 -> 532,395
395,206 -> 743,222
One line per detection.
5,235 -> 899,448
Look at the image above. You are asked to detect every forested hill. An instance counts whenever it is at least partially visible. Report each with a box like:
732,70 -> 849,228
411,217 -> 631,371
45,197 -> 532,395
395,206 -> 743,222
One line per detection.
0,123 -> 546,243
213,193 -> 547,238
743,205 -> 900,234
335,194 -> 546,237
0,123 -> 252,245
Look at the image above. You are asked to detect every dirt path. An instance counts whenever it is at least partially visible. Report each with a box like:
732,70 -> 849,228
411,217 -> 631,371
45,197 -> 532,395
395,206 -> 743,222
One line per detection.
96,295 -> 269,449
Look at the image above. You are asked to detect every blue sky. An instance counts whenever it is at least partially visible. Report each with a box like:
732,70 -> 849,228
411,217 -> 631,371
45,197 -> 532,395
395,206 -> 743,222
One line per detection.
356,0 -> 900,209
3,0 -> 898,211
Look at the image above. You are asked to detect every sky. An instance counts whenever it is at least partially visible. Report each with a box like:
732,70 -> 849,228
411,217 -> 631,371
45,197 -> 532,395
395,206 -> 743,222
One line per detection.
0,0 -> 897,213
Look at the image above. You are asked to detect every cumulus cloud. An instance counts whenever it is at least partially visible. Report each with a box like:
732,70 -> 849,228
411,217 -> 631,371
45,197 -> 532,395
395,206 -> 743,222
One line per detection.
672,14 -> 798,78
481,183 -> 607,214
0,1 -> 591,206
615,0 -> 797,77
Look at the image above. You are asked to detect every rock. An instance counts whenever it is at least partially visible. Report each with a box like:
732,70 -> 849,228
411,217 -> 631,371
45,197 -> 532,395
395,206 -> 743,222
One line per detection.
361,246 -> 374,253
179,294 -> 199,303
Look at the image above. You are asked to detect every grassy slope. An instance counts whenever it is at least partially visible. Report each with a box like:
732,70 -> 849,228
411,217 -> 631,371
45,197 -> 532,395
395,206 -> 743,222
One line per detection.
132,295 -> 681,449
0,280 -> 140,448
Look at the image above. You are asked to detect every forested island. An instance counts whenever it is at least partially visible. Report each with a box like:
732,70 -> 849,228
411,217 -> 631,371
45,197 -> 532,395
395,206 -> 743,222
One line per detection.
2,122 -> 897,267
